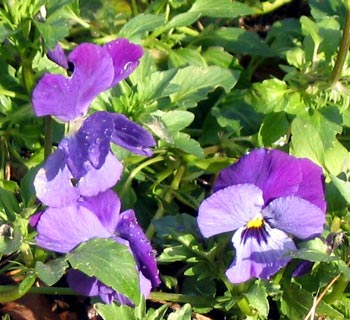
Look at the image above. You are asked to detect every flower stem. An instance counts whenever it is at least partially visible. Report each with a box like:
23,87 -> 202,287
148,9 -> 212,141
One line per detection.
149,291 -> 213,306
328,0 -> 350,87
44,116 -> 53,160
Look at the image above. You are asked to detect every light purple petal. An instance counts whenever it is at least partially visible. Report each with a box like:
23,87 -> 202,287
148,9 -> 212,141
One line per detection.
139,272 -> 152,298
117,209 -> 161,287
214,149 -> 302,204
32,43 -> 114,122
78,152 -> 123,197
226,224 -> 296,283
197,184 -> 264,238
47,43 -> 69,69
104,38 -> 143,87
36,205 -> 110,253
80,190 -> 121,235
76,112 -> 114,169
34,149 -> 79,207
110,113 -> 156,156
263,196 -> 325,239
296,158 -> 326,212
67,270 -> 133,305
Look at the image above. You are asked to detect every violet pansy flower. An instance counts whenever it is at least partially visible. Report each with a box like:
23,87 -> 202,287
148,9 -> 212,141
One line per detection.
34,111 -> 156,208
34,189 -> 160,305
197,148 -> 326,283
32,38 -> 143,122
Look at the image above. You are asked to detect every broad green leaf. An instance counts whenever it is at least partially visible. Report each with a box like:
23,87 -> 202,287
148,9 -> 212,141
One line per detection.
290,117 -> 325,167
119,14 -> 165,41
244,284 -> 269,318
0,187 -> 19,220
167,303 -> 192,320
198,28 -> 275,57
168,48 -> 207,68
35,257 -> 68,286
164,66 -> 239,109
288,249 -> 338,262
95,303 -> 136,320
330,174 -> 350,204
67,238 -> 140,305
157,110 -> 194,132
0,225 -> 22,255
172,132 -> 204,157
146,304 -> 169,320
258,112 -> 290,147
325,141 -> 350,176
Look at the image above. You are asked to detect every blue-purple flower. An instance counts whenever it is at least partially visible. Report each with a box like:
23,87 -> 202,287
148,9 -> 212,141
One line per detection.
33,189 -> 160,304
34,111 -> 156,207
32,38 -> 143,122
197,148 -> 326,283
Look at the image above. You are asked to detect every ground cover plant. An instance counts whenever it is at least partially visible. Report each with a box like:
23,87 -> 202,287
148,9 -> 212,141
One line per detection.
1,0 -> 350,319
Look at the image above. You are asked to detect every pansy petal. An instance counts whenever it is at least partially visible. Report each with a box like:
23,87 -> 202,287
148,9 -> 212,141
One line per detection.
34,149 -> 79,207
32,43 -> 114,122
36,205 -> 110,253
78,152 -> 123,197
214,149 -> 302,204
80,190 -> 121,234
104,38 -> 143,87
226,225 -> 296,283
296,158 -> 326,212
76,112 -> 114,169
47,43 -> 69,69
110,113 -> 156,156
198,184 -> 264,238
117,209 -> 160,287
263,196 -> 325,239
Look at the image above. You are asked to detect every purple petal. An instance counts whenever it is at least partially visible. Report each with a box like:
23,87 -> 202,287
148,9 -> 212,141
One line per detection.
263,196 -> 325,239
36,205 -> 110,253
226,224 -> 296,283
76,112 -> 114,169
78,152 -> 123,197
292,260 -> 314,277
197,184 -> 264,238
80,190 -> 121,235
110,113 -> 156,156
34,149 -> 79,207
214,149 -> 302,204
67,270 -> 133,305
117,209 -> 160,288
104,38 -> 143,87
296,158 -> 326,212
29,212 -> 42,228
32,43 -> 114,122
47,43 -> 69,69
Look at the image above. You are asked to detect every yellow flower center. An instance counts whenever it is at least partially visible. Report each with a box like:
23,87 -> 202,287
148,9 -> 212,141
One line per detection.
246,213 -> 264,229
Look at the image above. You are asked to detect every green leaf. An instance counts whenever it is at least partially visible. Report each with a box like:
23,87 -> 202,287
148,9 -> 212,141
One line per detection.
67,238 -> 140,305
0,187 -> 19,221
290,117 -> 325,167
330,174 -> 350,204
244,284 -> 269,318
288,249 -> 338,262
164,66 -> 239,109
0,224 -> 22,255
95,303 -> 136,320
172,132 -> 204,157
35,257 -> 68,286
167,303 -> 192,320
258,112 -> 290,147
159,110 -> 194,132
0,272 -> 36,303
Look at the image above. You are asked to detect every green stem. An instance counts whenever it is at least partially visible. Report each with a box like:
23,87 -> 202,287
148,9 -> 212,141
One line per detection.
0,89 -> 28,101
149,292 -> 213,306
44,116 -> 53,160
253,0 -> 293,15
329,0 -> 350,87
130,0 -> 139,16
0,285 -> 77,296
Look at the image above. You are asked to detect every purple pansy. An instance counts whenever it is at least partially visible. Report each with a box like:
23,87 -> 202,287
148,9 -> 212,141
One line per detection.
32,38 -> 143,122
34,111 -> 156,208
198,148 -> 326,283
34,189 -> 160,305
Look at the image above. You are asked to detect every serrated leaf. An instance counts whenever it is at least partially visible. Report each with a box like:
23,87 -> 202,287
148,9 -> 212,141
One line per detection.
67,238 -> 140,305
95,303 -> 136,320
35,258 -> 68,286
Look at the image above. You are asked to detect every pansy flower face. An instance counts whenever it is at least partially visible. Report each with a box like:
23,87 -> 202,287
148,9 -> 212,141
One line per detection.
32,39 -> 143,122
34,111 -> 156,208
198,148 -> 326,283
33,190 -> 160,305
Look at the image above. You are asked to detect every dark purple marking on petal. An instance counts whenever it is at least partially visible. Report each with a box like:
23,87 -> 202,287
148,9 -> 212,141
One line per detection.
117,209 -> 160,288
110,113 -> 156,156
197,184 -> 264,238
36,204 -> 110,253
104,38 -> 143,87
226,224 -> 296,283
292,260 -> 314,277
29,212 -> 43,228
47,43 -> 69,69
34,149 -> 79,207
214,149 -> 302,205
80,190 -> 121,235
263,196 -> 325,240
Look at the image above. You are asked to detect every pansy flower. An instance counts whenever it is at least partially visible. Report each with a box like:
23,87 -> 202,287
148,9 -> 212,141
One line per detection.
34,111 -> 156,208
33,189 -> 160,305
32,38 -> 143,122
197,148 -> 326,283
